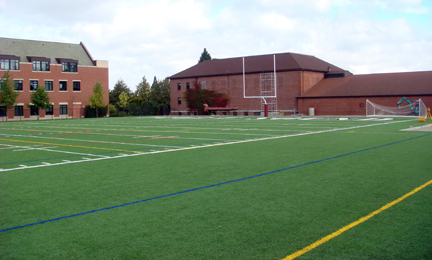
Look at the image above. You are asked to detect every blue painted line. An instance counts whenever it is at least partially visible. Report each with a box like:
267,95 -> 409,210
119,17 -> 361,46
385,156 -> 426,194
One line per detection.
1,134 -> 429,233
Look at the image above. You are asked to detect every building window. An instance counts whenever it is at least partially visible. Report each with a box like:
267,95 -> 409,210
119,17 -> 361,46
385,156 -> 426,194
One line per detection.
30,106 -> 39,116
45,81 -> 53,91
73,82 -> 80,91
233,112 -> 237,116
33,61 -> 50,71
30,80 -> 38,91
201,81 -> 206,89
177,83 -> 181,90
244,111 -> 249,116
178,97 -> 181,105
14,105 -> 23,116
59,81 -> 67,91
14,80 -> 23,91
60,105 -> 68,115
62,62 -> 77,72
1,59 -> 20,70
10,60 -> 20,70
186,82 -> 190,89
0,106 -> 6,117
46,105 -> 53,115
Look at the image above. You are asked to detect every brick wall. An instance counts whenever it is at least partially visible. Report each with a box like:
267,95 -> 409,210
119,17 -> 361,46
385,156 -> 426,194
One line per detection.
2,62 -> 109,120
298,96 -> 432,116
170,70 -> 432,117
170,70 -> 319,114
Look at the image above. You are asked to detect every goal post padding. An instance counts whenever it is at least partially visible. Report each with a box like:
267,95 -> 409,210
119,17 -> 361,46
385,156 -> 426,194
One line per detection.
366,99 -> 427,117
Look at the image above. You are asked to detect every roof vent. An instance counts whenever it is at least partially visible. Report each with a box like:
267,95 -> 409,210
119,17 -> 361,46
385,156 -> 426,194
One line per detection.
327,66 -> 332,72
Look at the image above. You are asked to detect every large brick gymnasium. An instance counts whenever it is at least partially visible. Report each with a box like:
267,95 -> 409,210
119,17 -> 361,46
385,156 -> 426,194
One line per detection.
169,52 -> 432,116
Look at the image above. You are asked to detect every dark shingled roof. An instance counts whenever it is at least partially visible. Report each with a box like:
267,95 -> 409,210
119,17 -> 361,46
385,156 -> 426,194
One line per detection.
298,71 -> 432,98
0,37 -> 95,66
170,52 -> 348,79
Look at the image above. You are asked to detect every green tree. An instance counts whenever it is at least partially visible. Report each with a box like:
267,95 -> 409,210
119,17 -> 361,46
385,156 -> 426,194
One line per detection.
198,48 -> 212,63
89,81 -> 106,118
27,85 -> 51,120
117,91 -> 129,116
109,79 -> 131,108
131,76 -> 151,105
0,71 -> 20,121
149,77 -> 170,115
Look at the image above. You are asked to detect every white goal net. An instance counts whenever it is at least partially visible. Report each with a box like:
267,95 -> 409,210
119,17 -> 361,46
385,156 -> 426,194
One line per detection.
366,99 -> 427,117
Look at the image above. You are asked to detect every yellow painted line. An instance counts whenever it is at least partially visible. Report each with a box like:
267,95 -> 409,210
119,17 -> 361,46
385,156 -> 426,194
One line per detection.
282,179 -> 432,260
0,138 -> 145,154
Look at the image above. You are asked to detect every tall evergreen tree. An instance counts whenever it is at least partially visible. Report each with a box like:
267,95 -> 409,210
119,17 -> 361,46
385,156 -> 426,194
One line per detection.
198,48 -> 212,63
109,79 -> 131,107
132,76 -> 151,105
149,77 -> 170,115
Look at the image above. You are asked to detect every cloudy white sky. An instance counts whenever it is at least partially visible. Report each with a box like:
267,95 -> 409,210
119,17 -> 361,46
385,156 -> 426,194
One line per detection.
1,0 -> 431,91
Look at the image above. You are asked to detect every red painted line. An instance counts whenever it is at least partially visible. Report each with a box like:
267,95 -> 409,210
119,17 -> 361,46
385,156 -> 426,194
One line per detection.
47,133 -> 77,141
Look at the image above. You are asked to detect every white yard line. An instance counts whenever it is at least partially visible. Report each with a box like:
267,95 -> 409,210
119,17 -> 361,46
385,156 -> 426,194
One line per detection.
0,120 -> 409,172
0,143 -> 108,158
20,147 -> 110,158
0,133 -> 183,149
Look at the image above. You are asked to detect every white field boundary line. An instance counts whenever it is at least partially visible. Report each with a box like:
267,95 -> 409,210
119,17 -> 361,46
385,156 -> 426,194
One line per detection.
0,120 -> 410,172
0,144 -> 46,150
1,124 -> 343,133
0,143 -> 109,158
0,129 -> 240,142
18,147 -> 110,158
0,128 -> 278,141
0,133 -> 183,149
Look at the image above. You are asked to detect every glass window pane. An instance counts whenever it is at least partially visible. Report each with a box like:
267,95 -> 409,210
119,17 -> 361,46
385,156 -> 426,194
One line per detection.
30,80 -> 38,91
4,59 -> 10,70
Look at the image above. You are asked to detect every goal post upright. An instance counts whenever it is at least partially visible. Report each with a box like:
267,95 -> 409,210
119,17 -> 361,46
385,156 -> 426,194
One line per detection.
243,55 -> 277,117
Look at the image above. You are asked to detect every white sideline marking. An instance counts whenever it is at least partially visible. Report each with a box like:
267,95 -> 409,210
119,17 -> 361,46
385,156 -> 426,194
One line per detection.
0,133 -> 183,149
8,144 -> 109,158
0,120 -> 409,172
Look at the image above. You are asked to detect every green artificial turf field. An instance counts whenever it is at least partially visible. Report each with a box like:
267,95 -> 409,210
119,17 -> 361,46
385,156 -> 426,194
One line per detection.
1,116 -> 431,259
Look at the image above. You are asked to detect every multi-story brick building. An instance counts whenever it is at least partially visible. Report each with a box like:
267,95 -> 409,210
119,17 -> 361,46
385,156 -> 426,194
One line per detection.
169,52 -> 350,116
0,37 -> 109,120
169,52 -> 431,116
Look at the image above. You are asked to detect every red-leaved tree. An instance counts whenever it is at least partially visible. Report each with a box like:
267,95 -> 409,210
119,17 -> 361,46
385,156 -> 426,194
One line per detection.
183,82 -> 229,114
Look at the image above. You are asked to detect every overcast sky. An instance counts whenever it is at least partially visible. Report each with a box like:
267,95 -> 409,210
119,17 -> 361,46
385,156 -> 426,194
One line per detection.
1,0 -> 431,91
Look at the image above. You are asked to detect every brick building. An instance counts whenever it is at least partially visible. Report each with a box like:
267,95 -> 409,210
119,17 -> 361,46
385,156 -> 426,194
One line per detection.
169,52 -> 350,116
297,71 -> 432,115
169,52 -> 431,116
0,37 -> 109,121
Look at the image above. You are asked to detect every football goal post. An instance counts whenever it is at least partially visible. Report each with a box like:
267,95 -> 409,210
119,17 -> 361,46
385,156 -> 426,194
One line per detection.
243,55 -> 277,117
366,99 -> 427,117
